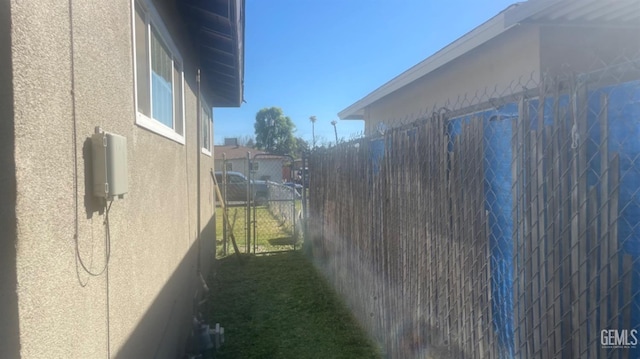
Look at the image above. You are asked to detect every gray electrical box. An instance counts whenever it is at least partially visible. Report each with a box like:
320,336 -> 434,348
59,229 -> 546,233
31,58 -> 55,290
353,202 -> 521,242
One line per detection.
91,127 -> 128,199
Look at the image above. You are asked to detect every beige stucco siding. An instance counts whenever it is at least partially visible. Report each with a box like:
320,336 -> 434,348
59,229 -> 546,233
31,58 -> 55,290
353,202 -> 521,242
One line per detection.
215,157 -> 285,182
0,0 -> 20,358
10,0 -> 216,358
12,1 -> 99,357
358,24 -> 640,136
363,25 -> 541,135
540,25 -> 640,76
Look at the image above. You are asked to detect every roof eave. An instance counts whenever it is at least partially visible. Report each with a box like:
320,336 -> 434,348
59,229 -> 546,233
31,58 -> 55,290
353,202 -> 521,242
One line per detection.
338,108 -> 364,120
338,0 -> 640,121
504,0 -> 559,26
337,8 -> 515,120
181,0 -> 245,107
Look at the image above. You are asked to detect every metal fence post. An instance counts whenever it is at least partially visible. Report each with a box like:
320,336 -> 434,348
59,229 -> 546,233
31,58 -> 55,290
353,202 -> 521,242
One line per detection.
222,153 -> 227,256
246,152 -> 251,254
301,153 -> 309,255
253,154 -> 257,254
291,158 -> 297,251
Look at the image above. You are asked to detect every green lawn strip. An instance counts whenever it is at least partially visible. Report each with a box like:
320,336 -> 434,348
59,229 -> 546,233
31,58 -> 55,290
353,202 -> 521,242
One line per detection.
207,252 -> 381,359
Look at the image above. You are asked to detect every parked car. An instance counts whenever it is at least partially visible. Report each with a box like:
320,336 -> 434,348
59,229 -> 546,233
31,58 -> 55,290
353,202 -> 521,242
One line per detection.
283,182 -> 303,191
282,182 -> 303,198
214,171 -> 268,205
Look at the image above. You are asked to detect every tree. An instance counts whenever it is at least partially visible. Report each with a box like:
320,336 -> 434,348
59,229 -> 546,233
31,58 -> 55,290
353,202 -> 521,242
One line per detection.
292,137 -> 309,159
254,107 -> 297,155
309,115 -> 317,148
237,135 -> 255,147
330,120 -> 338,144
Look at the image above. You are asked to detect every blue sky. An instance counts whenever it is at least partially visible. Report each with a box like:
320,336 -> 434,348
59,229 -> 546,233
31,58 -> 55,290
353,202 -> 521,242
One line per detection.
214,0 -> 517,146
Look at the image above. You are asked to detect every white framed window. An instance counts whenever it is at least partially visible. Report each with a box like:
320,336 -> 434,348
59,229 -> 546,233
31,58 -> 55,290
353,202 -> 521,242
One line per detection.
133,0 -> 185,144
201,102 -> 212,156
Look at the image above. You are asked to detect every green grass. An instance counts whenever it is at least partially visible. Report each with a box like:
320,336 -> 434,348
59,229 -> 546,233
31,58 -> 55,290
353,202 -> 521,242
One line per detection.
216,204 -> 301,256
206,252 -> 381,359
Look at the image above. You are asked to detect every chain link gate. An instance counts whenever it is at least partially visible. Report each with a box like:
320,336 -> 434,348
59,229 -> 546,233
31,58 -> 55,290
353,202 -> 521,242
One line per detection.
215,153 -> 253,257
250,154 -> 300,254
216,152 -> 303,256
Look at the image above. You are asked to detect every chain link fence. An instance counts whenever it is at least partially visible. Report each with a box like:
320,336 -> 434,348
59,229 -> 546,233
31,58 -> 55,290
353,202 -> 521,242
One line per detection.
307,54 -> 640,358
214,159 -> 252,257
251,154 -> 300,254
215,154 -> 301,256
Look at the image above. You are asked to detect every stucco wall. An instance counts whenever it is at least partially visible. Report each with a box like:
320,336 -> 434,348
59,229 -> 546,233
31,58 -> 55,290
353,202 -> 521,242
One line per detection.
362,25 -> 541,135
252,159 -> 284,182
540,25 -> 640,76
359,24 -> 640,135
215,158 -> 249,176
10,0 -> 216,358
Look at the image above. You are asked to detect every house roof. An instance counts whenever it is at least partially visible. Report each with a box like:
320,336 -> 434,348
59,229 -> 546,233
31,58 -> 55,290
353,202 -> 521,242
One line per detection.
180,0 -> 245,107
338,0 -> 640,120
214,145 -> 284,160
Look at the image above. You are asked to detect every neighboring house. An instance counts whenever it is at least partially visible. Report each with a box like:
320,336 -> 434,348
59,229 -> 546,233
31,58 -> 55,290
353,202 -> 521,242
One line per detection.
215,139 -> 286,182
339,0 -> 640,135
0,0 -> 244,358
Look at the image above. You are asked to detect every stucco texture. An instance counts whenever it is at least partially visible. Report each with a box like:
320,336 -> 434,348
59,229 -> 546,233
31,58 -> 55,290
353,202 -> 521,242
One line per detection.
360,24 -> 640,136
0,0 -> 20,358
10,0 -> 217,358
540,26 -> 640,75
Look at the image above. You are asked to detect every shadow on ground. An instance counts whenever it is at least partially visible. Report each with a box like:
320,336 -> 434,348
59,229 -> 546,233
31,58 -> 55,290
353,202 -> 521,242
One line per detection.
206,252 -> 381,359
268,236 -> 295,246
